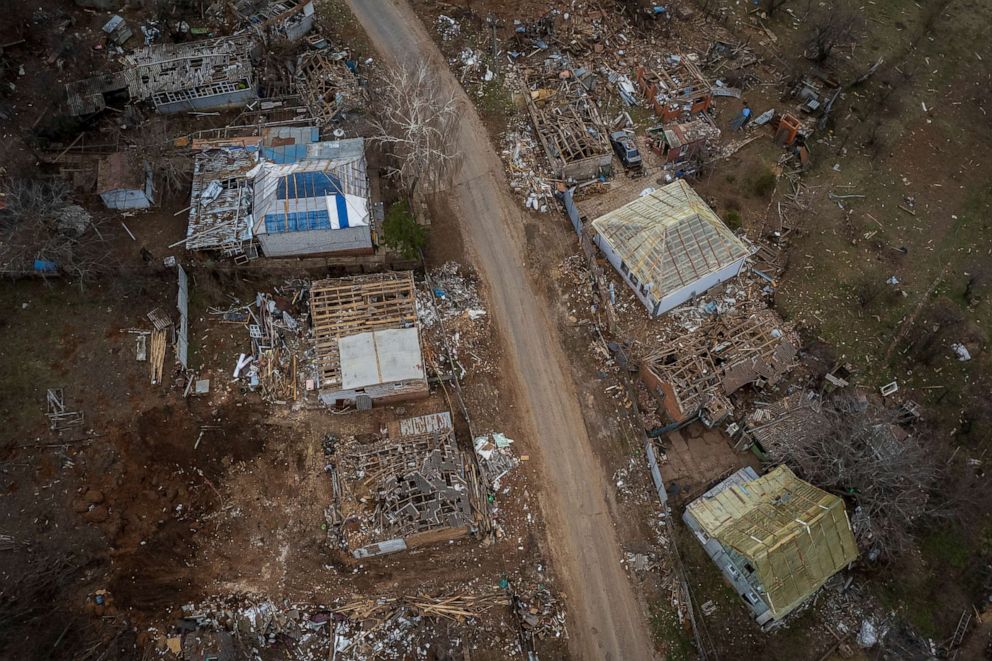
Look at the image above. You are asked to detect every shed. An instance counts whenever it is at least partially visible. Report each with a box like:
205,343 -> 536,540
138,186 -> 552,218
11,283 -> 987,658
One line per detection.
591,179 -> 749,316
684,465 -> 858,625
101,15 -> 133,46
97,153 -> 154,210
252,137 -> 372,257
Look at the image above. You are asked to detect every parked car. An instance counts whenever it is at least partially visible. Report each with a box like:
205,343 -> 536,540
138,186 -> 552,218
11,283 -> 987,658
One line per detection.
610,131 -> 643,169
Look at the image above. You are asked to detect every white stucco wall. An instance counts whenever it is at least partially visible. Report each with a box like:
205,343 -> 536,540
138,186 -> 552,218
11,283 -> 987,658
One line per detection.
656,256 -> 746,315
595,232 -> 746,317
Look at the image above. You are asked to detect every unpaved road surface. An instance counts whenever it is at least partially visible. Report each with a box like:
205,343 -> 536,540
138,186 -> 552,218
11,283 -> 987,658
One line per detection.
345,1 -> 657,658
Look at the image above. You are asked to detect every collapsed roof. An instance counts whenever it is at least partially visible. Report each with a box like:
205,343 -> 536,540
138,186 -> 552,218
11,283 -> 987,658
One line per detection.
309,272 -> 419,388
642,308 -> 797,423
326,413 -> 480,558
686,465 -> 858,622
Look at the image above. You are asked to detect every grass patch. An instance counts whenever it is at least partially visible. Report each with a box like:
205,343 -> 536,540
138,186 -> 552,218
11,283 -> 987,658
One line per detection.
750,168 -> 777,198
724,209 -> 743,230
476,77 -> 515,132
920,527 -> 972,570
650,603 -> 695,661
315,0 -> 373,55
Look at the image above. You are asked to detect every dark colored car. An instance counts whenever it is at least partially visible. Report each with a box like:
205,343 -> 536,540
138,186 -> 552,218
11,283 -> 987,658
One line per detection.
610,131 -> 643,169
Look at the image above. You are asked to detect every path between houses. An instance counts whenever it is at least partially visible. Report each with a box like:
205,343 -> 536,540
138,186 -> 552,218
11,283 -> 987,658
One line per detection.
344,1 -> 658,659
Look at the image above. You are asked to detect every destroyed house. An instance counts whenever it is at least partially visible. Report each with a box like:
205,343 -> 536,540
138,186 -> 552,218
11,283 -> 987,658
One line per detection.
296,52 -> 361,127
184,146 -> 260,256
123,35 -> 257,113
650,118 -> 721,167
236,0 -> 316,41
641,309 -> 797,425
252,137 -> 372,257
65,72 -> 129,116
326,412 -> 479,559
591,179 -> 750,317
309,272 -> 428,408
636,58 -> 713,123
97,152 -> 154,209
744,391 -> 826,461
684,466 -> 858,626
525,77 -> 613,181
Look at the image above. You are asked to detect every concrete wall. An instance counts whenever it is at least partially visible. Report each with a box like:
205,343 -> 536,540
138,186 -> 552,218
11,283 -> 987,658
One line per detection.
656,256 -> 746,315
283,13 -> 315,41
154,85 -> 257,114
319,378 -> 429,408
258,224 -> 373,258
561,152 -> 613,182
100,188 -> 151,210
561,187 -> 583,235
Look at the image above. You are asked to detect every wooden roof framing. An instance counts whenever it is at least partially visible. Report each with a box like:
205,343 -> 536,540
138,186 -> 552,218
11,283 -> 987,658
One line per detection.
309,272 -> 418,386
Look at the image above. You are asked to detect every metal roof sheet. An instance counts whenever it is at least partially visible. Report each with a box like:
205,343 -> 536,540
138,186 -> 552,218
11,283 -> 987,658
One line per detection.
339,328 -> 425,390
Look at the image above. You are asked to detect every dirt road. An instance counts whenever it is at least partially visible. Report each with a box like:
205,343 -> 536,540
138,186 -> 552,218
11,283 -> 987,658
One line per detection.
344,1 -> 656,658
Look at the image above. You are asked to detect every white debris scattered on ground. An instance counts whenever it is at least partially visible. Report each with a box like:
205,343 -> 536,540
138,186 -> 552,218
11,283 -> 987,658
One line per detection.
435,14 -> 459,41
951,343 -> 972,361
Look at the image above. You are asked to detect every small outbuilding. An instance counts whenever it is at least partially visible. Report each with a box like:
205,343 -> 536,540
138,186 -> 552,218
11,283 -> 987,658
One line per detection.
591,179 -> 749,316
684,465 -> 858,626
97,153 -> 154,210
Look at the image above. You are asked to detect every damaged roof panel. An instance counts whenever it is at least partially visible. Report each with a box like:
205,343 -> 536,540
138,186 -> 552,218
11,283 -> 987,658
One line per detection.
592,179 -> 749,301
686,465 -> 858,621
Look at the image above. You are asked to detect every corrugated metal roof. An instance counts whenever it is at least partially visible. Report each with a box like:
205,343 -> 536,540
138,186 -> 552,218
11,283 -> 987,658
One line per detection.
591,179 -> 748,298
252,138 -> 369,236
687,465 -> 858,621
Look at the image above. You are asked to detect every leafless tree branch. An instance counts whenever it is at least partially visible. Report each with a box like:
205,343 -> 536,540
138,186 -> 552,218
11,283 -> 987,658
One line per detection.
367,62 -> 460,196
763,394 -> 939,560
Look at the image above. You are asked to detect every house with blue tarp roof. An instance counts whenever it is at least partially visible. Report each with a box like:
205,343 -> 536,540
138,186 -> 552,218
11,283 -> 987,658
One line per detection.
252,137 -> 372,257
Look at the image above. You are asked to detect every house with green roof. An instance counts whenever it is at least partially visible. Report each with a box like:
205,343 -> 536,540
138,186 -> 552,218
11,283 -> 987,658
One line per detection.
684,465 -> 858,626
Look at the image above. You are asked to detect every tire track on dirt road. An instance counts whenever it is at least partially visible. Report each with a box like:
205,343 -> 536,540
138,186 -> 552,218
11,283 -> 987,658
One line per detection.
344,1 -> 657,659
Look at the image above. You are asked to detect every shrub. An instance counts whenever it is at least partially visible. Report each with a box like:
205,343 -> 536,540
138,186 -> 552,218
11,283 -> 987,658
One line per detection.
751,169 -> 777,198
724,209 -> 742,230
382,200 -> 427,259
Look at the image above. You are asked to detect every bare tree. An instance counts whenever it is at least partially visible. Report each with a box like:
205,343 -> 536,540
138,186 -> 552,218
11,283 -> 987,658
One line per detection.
804,8 -> 860,63
368,62 -> 460,196
762,394 -> 939,560
0,178 -> 115,282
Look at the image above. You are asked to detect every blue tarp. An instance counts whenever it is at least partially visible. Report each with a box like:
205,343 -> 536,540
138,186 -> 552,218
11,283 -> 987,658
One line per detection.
263,195 -> 351,233
276,171 -> 343,200
34,259 -> 58,273
264,210 -> 331,233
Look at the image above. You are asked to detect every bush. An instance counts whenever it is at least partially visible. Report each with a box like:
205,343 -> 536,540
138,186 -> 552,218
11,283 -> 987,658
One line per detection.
751,169 -> 777,198
724,209 -> 742,230
382,200 -> 427,259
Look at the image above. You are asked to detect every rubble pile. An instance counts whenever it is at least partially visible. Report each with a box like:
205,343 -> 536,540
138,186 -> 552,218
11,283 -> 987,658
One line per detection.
323,428 -> 484,559
218,281 -> 316,404
474,432 -> 519,490
153,591 -> 522,660
501,115 -> 556,212
419,262 -> 493,375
